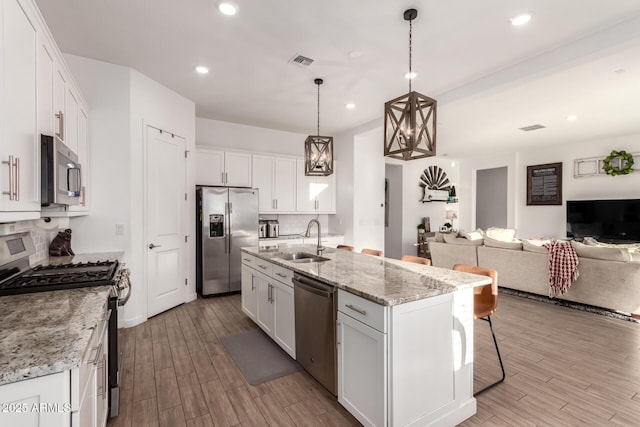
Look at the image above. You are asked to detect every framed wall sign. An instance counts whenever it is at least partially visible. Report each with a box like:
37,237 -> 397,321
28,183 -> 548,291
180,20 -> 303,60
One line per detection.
527,162 -> 563,206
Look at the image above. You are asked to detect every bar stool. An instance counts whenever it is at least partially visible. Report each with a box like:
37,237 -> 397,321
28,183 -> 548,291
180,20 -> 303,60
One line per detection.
400,255 -> 431,266
361,249 -> 383,256
452,264 -> 505,396
336,245 -> 355,251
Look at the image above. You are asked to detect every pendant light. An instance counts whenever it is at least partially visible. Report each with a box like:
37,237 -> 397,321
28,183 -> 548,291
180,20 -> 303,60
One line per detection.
384,9 -> 437,160
305,78 -> 334,176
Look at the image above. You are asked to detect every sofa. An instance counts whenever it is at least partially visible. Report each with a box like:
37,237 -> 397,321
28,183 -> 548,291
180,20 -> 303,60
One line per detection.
429,237 -> 640,317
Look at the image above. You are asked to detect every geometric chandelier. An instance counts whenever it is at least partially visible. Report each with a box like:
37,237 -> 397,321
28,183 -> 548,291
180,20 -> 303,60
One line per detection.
305,78 -> 334,176
384,8 -> 437,161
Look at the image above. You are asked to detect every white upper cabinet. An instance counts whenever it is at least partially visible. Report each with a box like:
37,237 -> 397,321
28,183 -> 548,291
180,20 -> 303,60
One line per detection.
196,147 -> 251,187
69,107 -> 89,211
296,159 -> 336,213
0,0 -> 41,219
252,155 -> 296,213
64,85 -> 79,154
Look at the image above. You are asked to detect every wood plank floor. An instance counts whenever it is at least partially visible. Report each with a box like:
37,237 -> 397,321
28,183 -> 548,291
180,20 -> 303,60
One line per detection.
108,293 -> 640,427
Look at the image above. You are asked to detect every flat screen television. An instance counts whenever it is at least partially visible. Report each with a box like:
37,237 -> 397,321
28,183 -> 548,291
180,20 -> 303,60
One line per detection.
567,199 -> 640,243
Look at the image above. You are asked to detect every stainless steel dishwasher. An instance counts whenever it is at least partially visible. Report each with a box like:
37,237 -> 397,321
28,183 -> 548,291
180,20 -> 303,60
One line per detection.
293,273 -> 337,395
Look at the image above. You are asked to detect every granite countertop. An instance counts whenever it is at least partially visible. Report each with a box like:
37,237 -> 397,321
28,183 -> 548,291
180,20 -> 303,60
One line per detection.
242,245 -> 491,306
0,286 -> 111,385
259,233 -> 343,241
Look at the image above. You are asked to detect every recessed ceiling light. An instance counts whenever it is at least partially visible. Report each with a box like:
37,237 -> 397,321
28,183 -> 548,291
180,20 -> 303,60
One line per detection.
510,13 -> 532,26
566,115 -> 577,121
217,2 -> 237,16
404,72 -> 417,80
345,103 -> 355,110
348,51 -> 363,59
195,65 -> 209,74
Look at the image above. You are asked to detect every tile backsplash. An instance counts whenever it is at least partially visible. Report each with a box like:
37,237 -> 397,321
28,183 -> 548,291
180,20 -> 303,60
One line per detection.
259,214 -> 330,236
3,219 -> 68,264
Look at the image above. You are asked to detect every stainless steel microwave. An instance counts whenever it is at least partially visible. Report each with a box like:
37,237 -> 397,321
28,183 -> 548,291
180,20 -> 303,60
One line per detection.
41,134 -> 82,206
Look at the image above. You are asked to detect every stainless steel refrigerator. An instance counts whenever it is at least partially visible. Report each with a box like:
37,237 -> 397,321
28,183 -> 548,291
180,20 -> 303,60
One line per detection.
196,186 -> 259,295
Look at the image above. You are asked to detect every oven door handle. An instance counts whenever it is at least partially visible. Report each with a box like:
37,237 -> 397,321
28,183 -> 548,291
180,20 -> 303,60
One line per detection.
118,274 -> 132,306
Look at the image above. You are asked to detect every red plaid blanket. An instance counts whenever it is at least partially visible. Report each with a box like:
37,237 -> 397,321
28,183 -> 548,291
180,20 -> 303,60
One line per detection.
543,241 -> 579,297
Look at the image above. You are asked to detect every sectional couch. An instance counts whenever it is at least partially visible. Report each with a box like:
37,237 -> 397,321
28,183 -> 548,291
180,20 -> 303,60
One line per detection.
429,239 -> 640,317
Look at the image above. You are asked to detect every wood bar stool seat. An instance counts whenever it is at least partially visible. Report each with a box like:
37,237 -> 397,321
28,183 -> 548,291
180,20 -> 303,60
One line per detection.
361,248 -> 383,257
336,245 -> 355,251
400,255 -> 431,266
452,263 -> 505,396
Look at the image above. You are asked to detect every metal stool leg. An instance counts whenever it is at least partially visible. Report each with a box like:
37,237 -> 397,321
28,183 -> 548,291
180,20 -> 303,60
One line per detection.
474,315 -> 506,396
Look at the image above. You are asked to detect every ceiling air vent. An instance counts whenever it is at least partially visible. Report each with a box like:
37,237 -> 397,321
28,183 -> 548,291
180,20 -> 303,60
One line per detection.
519,124 -> 546,132
289,53 -> 314,67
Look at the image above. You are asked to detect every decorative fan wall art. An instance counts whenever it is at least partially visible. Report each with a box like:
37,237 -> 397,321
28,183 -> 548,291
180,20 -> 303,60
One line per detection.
419,166 -> 450,190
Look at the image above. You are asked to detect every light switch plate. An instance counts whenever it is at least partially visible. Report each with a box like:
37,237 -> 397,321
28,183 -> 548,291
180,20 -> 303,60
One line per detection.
115,224 -> 125,235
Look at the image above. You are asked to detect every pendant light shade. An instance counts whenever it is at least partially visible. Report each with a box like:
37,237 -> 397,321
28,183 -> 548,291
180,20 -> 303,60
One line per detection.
384,9 -> 437,161
305,78 -> 334,176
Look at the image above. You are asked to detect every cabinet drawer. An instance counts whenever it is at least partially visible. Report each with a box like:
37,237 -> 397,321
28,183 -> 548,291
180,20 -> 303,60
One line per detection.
254,258 -> 273,276
338,290 -> 387,333
272,264 -> 293,287
241,253 -> 256,267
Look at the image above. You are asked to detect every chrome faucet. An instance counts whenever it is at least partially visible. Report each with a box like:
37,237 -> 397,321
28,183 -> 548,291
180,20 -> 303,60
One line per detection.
305,219 -> 325,255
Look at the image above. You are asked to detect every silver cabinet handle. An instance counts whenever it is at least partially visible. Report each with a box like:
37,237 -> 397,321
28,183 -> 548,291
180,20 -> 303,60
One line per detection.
345,304 -> 367,316
275,199 -> 278,210
55,111 -> 64,140
225,172 -> 228,183
258,264 -> 268,270
243,257 -> 252,262
275,272 -> 287,278
91,343 -> 103,366
2,156 -> 14,200
81,185 -> 86,206
251,275 -> 255,291
13,157 -> 19,201
148,243 -> 162,249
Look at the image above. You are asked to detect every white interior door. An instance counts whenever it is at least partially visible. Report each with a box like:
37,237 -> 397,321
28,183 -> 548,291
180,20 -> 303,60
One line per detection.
146,126 -> 186,317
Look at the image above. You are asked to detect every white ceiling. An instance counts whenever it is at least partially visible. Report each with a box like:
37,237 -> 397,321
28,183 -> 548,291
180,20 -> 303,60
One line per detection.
34,0 -> 640,156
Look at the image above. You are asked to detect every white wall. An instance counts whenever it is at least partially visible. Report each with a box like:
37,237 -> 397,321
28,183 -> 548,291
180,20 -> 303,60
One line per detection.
196,117 -> 307,157
64,55 -> 131,257
458,132 -> 640,239
65,55 -> 196,327
352,128 -> 385,253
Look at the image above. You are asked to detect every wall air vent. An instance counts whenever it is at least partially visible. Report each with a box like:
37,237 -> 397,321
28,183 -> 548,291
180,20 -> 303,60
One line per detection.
289,54 -> 314,67
519,124 -> 546,132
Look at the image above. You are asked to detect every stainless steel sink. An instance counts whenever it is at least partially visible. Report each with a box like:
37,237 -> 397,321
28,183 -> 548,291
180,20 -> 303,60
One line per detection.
276,252 -> 330,263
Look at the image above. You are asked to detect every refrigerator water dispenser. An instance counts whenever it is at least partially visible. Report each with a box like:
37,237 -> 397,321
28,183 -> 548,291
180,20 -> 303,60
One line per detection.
209,214 -> 224,237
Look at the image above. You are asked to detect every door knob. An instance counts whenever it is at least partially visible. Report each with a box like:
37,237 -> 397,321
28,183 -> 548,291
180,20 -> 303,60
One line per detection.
148,243 -> 162,249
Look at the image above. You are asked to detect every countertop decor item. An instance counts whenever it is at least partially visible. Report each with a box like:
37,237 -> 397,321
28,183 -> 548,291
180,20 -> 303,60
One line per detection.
602,150 -> 634,176
384,8 -> 437,161
304,78 -> 333,176
49,228 -> 74,256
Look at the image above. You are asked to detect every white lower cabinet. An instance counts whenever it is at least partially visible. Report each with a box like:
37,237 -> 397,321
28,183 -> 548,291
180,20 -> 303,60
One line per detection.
0,371 -> 71,426
240,265 -> 258,321
241,257 -> 296,358
337,311 -> 387,427
337,288 -> 475,427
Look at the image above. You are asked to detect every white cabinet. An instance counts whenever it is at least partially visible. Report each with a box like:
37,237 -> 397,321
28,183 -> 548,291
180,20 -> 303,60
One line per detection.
241,256 -> 296,358
255,273 -> 274,335
252,155 -> 296,213
337,311 -> 387,427
0,0 -> 41,220
64,86 -> 79,154
69,107 -> 89,211
240,265 -> 258,321
0,371 -> 71,426
337,289 -> 474,427
196,147 -> 251,187
296,159 -> 336,213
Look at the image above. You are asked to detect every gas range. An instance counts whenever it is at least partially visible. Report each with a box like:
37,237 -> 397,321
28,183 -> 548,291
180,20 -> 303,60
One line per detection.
0,260 -> 120,296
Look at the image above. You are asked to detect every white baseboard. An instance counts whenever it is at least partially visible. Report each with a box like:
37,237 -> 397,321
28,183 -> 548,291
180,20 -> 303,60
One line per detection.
186,292 -> 197,302
119,314 -> 146,329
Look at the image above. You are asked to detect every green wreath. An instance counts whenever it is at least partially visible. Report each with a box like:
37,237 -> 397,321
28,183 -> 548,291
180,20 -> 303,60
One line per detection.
603,150 -> 634,176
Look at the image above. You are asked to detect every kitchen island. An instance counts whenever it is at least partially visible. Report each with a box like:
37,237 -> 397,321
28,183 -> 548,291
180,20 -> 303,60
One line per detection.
241,245 -> 491,427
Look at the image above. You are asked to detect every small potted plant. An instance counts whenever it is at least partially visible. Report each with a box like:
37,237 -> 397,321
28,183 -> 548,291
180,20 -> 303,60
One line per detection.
417,223 -> 426,234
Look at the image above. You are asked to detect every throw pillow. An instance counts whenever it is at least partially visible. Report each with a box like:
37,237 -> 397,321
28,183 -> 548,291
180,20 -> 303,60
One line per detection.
522,239 -> 551,254
463,228 -> 484,241
571,241 -> 631,262
583,236 -> 640,250
629,250 -> 640,263
484,236 -> 523,250
485,227 -> 517,242
443,233 -> 483,246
